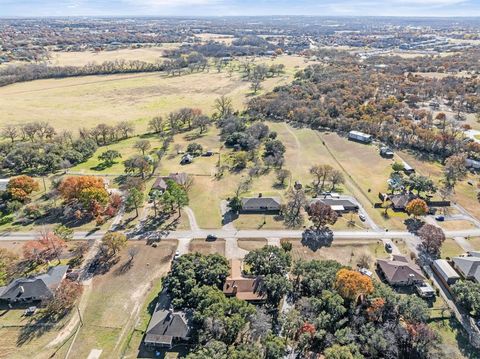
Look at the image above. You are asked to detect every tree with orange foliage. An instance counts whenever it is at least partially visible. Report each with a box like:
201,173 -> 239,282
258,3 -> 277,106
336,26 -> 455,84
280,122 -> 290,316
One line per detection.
405,198 -> 429,219
6,175 -> 39,202
58,176 -> 109,217
23,231 -> 66,265
299,322 -> 316,337
335,268 -> 374,301
366,297 -> 386,322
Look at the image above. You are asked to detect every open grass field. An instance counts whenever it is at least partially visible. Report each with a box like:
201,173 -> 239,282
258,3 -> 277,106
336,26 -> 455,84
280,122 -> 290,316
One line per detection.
237,238 -> 268,251
0,55 -> 307,133
468,237 -> 480,251
281,238 -> 392,269
441,239 -> 465,259
47,45 -> 179,66
69,241 -> 176,358
189,238 -> 226,256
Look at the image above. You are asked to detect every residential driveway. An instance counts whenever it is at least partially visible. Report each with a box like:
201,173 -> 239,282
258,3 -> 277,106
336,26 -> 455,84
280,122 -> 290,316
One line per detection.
220,200 -> 236,231
381,238 -> 401,256
225,237 -> 248,259
176,237 -> 192,255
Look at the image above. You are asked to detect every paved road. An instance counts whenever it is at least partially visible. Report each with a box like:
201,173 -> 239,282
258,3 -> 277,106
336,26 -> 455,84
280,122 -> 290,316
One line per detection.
4,228 -> 480,241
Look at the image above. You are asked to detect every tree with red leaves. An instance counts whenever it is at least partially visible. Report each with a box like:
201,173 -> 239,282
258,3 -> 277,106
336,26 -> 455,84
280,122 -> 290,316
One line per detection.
43,279 -> 83,321
23,231 -> 66,265
418,224 -> 445,256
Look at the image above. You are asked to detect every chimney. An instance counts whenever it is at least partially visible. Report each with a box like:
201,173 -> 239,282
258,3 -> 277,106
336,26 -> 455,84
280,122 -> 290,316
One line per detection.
258,193 -> 263,198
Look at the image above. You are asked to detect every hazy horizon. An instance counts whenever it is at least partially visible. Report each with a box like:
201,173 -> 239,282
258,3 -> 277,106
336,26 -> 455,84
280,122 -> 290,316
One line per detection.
0,0 -> 479,18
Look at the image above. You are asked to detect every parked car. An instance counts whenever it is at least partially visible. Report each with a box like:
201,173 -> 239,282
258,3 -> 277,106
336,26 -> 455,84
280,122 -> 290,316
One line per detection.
385,243 -> 393,252
359,214 -> 366,222
359,268 -> 373,277
206,234 -> 217,241
435,215 -> 445,222
24,306 -> 37,316
173,250 -> 180,260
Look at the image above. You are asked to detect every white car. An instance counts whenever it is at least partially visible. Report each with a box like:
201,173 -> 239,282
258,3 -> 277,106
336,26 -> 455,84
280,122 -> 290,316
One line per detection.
359,268 -> 373,277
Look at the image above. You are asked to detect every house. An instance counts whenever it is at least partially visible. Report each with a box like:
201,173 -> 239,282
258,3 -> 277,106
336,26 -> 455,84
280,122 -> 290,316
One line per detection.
376,255 -> 425,286
312,197 -> 359,213
388,192 -> 417,211
432,259 -> 461,288
0,265 -> 69,304
380,147 -> 394,158
223,259 -> 266,303
151,173 -> 188,193
348,130 -> 372,144
241,195 -> 281,213
144,305 -> 191,348
0,178 -> 9,192
452,251 -> 480,283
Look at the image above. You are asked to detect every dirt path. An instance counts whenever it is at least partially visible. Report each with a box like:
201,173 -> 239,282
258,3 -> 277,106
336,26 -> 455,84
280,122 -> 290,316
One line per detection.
185,206 -> 199,231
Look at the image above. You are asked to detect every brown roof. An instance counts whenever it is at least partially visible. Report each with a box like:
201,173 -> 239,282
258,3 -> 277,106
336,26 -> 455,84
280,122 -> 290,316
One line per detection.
152,177 -> 168,191
389,193 -> 417,210
377,256 -> 425,284
223,259 -> 266,302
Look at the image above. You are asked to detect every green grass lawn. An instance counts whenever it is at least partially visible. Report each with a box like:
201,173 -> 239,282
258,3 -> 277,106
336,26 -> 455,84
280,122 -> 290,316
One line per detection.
441,239 -> 465,259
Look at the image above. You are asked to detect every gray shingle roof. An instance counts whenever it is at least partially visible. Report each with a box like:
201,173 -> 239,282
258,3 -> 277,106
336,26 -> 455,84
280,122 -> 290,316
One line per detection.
145,304 -> 191,346
453,256 -> 480,283
0,265 -> 68,302
241,197 -> 281,210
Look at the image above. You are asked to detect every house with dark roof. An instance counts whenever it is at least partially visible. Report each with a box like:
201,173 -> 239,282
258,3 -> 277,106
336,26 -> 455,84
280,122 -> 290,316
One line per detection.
452,251 -> 480,283
388,193 -> 417,211
144,305 -> 191,348
241,195 -> 281,213
376,255 -> 425,286
223,259 -> 266,303
0,265 -> 68,303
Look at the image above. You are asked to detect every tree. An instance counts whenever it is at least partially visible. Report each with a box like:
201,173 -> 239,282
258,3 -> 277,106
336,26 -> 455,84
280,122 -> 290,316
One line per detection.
166,253 -> 229,308
160,179 -> 189,216
275,168 -> 290,187
2,125 -> 18,143
244,245 -> 291,276
101,232 -> 127,257
187,142 -> 203,156
307,201 -> 338,231
405,198 -> 429,219
98,150 -> 121,166
418,224 -> 445,256
329,169 -> 345,191
398,295 -> 430,323
283,188 -> 306,228
53,224 -> 74,241
310,164 -> 334,195
6,175 -> 39,202
148,116 -> 164,134
231,152 -> 248,170
405,175 -> 437,196
264,333 -> 287,359
124,155 -> 152,179
452,280 -> 480,316
392,162 -> 405,173
263,274 -> 292,307
134,139 -> 151,155
324,344 -> 363,359
292,260 -> 343,297
214,95 -> 233,118
0,248 -> 18,286
116,121 -> 134,139
193,115 -> 211,134
125,188 -> 144,217
43,279 -> 83,321
443,153 -> 467,191
228,196 -> 243,213
23,231 -> 66,265
335,268 -> 374,301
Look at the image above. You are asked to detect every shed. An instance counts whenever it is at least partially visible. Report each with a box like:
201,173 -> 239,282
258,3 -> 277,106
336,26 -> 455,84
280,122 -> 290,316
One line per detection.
348,130 -> 372,144
432,259 -> 460,286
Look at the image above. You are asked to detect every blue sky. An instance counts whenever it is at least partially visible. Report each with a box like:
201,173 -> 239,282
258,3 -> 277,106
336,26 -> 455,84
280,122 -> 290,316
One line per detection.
0,0 -> 479,17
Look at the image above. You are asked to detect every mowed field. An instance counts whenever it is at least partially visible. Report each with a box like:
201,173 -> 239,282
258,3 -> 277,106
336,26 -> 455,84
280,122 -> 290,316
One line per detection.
0,55 -> 308,133
46,45 -> 179,66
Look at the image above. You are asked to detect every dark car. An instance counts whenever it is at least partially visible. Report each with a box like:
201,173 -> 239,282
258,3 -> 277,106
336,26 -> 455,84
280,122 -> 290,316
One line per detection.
206,234 -> 217,241
435,215 -> 445,222
385,243 -> 393,252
